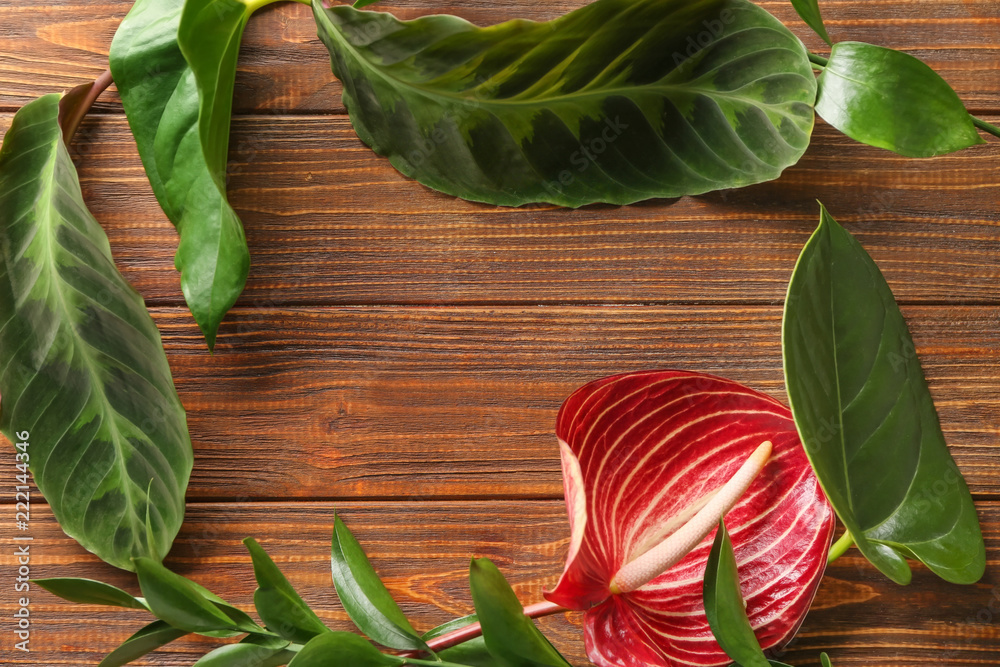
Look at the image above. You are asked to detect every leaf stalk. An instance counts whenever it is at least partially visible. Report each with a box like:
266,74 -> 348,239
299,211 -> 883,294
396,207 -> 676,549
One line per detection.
827,531 -> 855,564
971,115 -> 1000,139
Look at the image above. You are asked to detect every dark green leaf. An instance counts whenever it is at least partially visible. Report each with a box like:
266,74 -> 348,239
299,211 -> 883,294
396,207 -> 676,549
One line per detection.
469,558 -> 570,667
99,620 -> 188,667
423,614 -> 479,640
423,615 -> 498,666
287,632 -> 402,667
353,0 -> 381,6
815,42 -> 984,157
703,520 -> 770,667
788,0 -> 831,45
244,537 -> 330,643
181,577 -> 266,636
820,653 -> 833,667
35,578 -> 147,610
134,557 -> 248,634
782,204 -> 985,585
193,642 -> 296,667
330,515 -> 428,651
312,0 -> 816,207
0,94 -> 191,571
109,0 -> 253,348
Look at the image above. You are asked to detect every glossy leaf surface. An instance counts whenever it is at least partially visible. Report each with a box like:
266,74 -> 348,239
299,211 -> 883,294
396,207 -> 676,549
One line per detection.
288,632 -> 402,667
788,0 -> 831,45
109,0 -> 252,348
36,578 -> 147,610
331,515 -> 429,651
782,205 -> 985,585
815,42 -> 984,157
470,558 -> 571,667
192,643 -> 296,667
544,371 -> 834,666
313,0 -> 816,207
245,537 -> 330,643
99,621 -> 188,667
0,95 -> 191,571
703,520 -> 770,667
134,557 -> 249,634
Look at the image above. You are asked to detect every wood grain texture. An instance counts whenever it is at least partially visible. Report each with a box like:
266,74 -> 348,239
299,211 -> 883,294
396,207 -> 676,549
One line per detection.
1,305 -> 995,501
0,114 -> 997,308
2,501 -> 1000,666
1,0 -> 998,664
0,1 -> 997,113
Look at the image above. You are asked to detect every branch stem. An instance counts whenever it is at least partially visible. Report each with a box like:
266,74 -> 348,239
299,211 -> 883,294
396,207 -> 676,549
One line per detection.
971,115 -> 1000,139
404,601 -> 568,656
828,531 -> 855,564
808,52 -> 829,68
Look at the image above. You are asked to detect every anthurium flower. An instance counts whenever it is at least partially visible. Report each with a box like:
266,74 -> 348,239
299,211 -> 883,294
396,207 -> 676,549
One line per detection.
544,370 -> 835,666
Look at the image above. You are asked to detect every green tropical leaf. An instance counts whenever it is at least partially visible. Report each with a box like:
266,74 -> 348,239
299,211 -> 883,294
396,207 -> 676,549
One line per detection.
193,642 -> 297,667
788,0 -> 831,45
0,94 -> 191,571
35,578 -> 148,610
134,557 -> 252,634
330,515 -> 429,652
288,632 -> 402,667
312,0 -> 816,207
109,0 -> 255,348
703,520 -> 771,667
814,42 -> 984,157
469,558 -> 570,667
244,537 -> 330,643
99,620 -> 188,667
782,204 -> 985,585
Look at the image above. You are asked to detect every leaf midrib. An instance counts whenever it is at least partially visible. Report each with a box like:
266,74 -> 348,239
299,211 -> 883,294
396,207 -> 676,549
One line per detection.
36,134 -> 143,552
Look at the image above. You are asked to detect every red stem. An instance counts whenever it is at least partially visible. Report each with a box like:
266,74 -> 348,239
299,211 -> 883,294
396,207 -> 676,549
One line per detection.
59,68 -> 114,144
404,601 -> 568,656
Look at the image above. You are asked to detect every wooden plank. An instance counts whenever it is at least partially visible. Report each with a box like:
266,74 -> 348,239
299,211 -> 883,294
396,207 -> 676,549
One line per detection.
1,113 -> 997,307
3,500 -> 999,665
3,305 -> 995,500
0,1 -> 997,114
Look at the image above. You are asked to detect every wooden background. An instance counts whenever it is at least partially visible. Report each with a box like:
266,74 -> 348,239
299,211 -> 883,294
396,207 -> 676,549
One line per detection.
1,0 -> 999,664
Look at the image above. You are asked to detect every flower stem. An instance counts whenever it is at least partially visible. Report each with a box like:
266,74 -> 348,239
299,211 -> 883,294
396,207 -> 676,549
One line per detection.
406,601 -> 568,656
828,531 -> 855,564
971,115 -> 1000,139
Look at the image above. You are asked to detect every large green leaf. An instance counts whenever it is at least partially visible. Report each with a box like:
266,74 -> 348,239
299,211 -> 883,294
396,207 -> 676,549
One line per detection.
330,515 -> 429,651
782,204 -> 985,585
99,621 -> 188,667
288,632 -> 402,667
469,558 -> 570,667
814,42 -> 984,157
0,94 -> 191,571
134,557 -> 253,634
109,0 -> 255,348
313,0 -> 816,207
193,643 -> 297,667
244,537 -> 330,643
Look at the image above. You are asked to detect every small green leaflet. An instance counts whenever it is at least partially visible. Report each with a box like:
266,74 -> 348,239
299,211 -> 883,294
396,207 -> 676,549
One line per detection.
98,620 -> 188,667
787,0 -> 831,45
330,515 -> 430,652
192,642 -> 296,667
782,204 -> 985,585
0,94 -> 192,571
244,537 -> 331,643
469,558 -> 571,667
134,557 -> 254,635
704,521 -> 831,667
815,42 -> 984,157
313,0 -> 816,207
288,632 -> 402,667
703,520 -> 770,667
35,578 -> 148,610
425,615 -> 499,667
110,0 -> 254,349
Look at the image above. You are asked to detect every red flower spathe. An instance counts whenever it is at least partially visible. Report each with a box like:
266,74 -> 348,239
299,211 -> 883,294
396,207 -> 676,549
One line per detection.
545,371 -> 834,666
